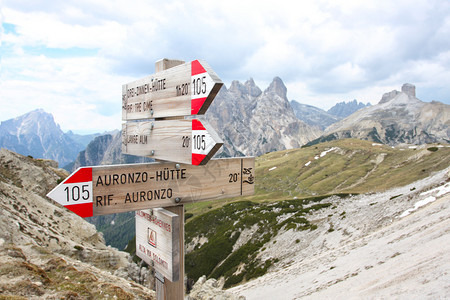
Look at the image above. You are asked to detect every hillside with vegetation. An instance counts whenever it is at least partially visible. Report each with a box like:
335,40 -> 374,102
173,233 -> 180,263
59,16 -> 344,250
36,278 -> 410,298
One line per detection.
183,139 -> 450,289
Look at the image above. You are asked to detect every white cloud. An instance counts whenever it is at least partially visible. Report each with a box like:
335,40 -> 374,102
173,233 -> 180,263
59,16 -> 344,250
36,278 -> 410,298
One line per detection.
1,0 -> 449,134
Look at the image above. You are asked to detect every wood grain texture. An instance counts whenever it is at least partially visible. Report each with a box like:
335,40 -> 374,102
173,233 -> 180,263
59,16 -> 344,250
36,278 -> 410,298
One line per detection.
122,60 -> 223,120
91,157 -> 255,216
135,208 -> 180,281
121,119 -> 223,165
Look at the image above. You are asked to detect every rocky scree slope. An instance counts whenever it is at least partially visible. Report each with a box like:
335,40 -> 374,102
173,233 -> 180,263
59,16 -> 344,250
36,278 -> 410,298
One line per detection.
183,140 -> 450,290
230,167 -> 450,299
0,149 -> 155,299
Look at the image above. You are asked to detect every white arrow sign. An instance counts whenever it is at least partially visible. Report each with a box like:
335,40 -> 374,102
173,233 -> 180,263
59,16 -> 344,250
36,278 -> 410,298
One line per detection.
122,119 -> 223,166
46,157 -> 255,218
122,60 -> 223,120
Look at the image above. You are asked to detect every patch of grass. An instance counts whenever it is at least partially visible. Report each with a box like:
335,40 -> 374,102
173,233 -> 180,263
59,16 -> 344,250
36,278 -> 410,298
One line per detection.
185,196 -> 334,286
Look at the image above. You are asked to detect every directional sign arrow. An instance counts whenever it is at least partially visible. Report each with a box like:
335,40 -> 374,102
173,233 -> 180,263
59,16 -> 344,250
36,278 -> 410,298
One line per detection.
122,119 -> 223,166
122,60 -> 223,120
46,157 -> 255,218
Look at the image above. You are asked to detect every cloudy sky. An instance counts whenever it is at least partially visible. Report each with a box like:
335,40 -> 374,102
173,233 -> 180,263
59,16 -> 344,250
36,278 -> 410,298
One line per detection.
1,0 -> 450,134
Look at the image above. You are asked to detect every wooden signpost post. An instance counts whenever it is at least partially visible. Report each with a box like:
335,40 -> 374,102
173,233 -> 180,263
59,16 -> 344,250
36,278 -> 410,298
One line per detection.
47,58 -> 255,299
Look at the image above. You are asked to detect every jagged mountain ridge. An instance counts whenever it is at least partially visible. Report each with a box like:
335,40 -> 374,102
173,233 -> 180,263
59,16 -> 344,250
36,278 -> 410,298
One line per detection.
290,100 -> 370,130
290,101 -> 340,130
310,83 -> 450,146
327,99 -> 371,118
206,77 -> 321,156
69,131 -> 153,172
0,109 -> 99,167
74,77 -> 321,168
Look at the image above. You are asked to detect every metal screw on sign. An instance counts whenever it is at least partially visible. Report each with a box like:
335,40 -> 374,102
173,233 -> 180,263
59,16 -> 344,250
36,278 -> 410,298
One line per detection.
175,197 -> 181,203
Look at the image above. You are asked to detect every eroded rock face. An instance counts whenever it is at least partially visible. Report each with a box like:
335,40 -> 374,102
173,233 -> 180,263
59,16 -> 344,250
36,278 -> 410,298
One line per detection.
206,77 -> 321,157
401,83 -> 416,97
0,149 -> 155,299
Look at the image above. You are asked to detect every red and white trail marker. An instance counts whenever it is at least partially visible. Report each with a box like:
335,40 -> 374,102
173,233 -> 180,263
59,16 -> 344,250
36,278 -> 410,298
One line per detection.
122,118 -> 223,166
122,60 -> 223,120
46,168 -> 93,218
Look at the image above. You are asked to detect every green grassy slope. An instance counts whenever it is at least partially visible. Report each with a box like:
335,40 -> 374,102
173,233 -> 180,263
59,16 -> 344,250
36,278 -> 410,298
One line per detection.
183,139 -> 450,287
186,139 -> 450,217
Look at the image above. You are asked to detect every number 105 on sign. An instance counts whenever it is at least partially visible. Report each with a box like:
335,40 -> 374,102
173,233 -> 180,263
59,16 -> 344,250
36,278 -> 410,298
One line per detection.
60,182 -> 93,205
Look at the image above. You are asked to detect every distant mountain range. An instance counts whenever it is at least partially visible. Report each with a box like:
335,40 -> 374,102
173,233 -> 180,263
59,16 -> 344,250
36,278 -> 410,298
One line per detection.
0,109 -> 101,167
310,83 -> 450,146
68,132 -> 153,173
1,81 -> 448,173
327,99 -> 371,118
290,100 -> 370,130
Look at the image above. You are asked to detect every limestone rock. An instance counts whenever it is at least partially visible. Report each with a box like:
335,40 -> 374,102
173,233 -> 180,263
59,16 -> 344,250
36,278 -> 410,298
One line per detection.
323,83 -> 450,145
206,77 -> 321,157
187,276 -> 245,300
0,149 -> 155,298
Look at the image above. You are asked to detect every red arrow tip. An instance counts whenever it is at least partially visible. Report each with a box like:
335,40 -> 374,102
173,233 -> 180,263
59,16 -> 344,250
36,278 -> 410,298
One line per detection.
191,60 -> 206,76
65,168 -> 92,184
192,119 -> 206,130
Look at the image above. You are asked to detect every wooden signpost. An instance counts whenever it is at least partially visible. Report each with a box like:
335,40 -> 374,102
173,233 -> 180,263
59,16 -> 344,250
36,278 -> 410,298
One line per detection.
47,58 -> 255,299
122,118 -> 223,165
46,157 -> 255,217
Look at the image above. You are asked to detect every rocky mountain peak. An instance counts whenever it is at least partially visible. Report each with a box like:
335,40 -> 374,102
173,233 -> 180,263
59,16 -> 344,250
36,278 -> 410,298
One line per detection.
205,77 -> 320,157
322,83 -> 450,146
244,78 -> 262,97
379,90 -> 401,104
2,109 -> 58,135
228,78 -> 262,99
379,83 -> 417,104
0,109 -> 87,167
229,80 -> 244,94
265,77 -> 287,100
402,83 -> 416,98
